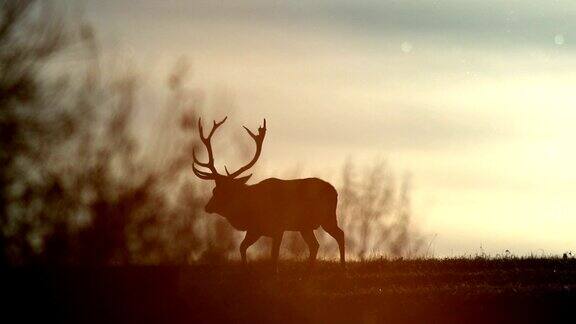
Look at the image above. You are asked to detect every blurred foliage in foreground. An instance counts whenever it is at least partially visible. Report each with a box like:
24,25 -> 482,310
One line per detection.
0,1 -> 422,266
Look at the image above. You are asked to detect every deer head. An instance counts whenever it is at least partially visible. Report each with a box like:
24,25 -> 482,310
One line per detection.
192,117 -> 266,214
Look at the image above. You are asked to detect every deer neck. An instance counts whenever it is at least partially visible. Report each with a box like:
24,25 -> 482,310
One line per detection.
219,188 -> 252,229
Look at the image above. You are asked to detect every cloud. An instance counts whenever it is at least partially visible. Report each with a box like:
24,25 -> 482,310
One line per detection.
88,0 -> 576,49
274,103 -> 512,151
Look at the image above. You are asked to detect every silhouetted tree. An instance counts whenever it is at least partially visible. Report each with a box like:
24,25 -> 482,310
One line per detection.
337,159 -> 424,259
0,0 -> 72,265
0,1 -> 214,265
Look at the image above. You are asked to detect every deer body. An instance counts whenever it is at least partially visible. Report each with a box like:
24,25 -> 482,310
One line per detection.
212,178 -> 337,234
192,117 -> 345,270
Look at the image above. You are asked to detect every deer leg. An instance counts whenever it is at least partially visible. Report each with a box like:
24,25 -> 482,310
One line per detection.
270,232 -> 284,273
322,224 -> 346,266
300,230 -> 319,269
240,232 -> 260,265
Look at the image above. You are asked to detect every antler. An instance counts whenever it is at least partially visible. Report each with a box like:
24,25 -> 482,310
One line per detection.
226,119 -> 266,178
192,117 -> 228,180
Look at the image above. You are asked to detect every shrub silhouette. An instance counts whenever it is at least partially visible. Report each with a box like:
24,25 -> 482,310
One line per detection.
0,1 -> 213,265
338,159 -> 424,259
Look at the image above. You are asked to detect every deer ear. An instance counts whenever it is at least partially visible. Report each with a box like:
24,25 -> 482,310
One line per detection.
235,174 -> 252,184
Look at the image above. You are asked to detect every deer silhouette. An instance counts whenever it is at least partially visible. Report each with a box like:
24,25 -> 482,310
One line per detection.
192,117 -> 345,270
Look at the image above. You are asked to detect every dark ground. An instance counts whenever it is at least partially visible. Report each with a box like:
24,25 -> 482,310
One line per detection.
3,258 -> 576,323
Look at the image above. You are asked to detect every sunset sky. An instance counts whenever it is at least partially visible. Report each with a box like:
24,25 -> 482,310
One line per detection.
74,0 -> 576,256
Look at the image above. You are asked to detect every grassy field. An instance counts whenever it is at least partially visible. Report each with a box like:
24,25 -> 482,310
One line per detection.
3,258 -> 576,323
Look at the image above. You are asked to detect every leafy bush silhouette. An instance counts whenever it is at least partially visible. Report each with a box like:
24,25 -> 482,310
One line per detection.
0,1 -> 226,265
1,0 -> 73,265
